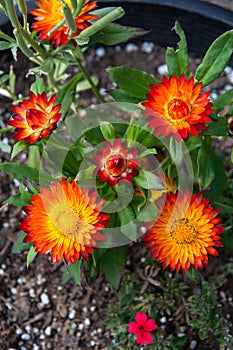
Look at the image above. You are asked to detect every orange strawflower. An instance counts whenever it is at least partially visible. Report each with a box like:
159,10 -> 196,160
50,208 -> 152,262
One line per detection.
143,190 -> 224,273
31,0 -> 98,47
142,74 -> 213,141
20,178 -> 109,264
8,92 -> 62,143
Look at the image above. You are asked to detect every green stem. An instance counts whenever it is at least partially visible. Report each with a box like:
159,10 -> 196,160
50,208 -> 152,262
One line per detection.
0,29 -> 15,43
71,46 -> 106,103
0,126 -> 13,134
20,27 -> 47,58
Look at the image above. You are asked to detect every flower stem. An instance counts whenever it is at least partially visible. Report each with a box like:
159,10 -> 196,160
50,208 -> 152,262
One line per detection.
71,46 -> 106,103
0,126 -> 13,134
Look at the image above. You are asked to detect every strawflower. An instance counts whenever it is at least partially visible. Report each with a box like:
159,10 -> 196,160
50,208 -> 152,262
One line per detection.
8,92 -> 62,143
92,137 -> 139,187
128,312 -> 158,345
143,189 -> 224,273
142,74 -> 213,141
31,0 -> 98,47
20,178 -> 109,264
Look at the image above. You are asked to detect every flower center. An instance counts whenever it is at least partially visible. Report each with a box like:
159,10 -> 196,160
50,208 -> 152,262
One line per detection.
105,153 -> 128,176
51,204 -> 92,244
167,98 -> 190,121
168,218 -> 196,244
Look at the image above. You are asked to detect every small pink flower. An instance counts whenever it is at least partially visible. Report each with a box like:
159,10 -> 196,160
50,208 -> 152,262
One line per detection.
128,312 -> 158,345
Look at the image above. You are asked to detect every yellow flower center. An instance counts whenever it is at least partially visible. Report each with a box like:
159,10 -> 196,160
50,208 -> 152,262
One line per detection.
51,204 -> 93,244
167,98 -> 190,121
168,218 -> 196,244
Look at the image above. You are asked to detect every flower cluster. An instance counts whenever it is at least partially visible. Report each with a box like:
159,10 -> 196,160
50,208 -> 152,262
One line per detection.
1,0 -> 230,288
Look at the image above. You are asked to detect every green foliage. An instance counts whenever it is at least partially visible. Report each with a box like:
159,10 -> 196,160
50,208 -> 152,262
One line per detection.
107,66 -> 156,99
166,21 -> 188,77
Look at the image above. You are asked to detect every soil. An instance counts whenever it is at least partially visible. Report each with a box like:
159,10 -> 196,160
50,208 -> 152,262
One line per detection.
0,20 -> 233,350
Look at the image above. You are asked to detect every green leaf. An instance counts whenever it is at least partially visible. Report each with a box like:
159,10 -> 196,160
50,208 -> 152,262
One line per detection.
213,88 -> 233,113
205,153 -> 227,200
100,121 -> 115,140
137,202 -> 158,222
108,89 -> 142,103
39,59 -> 54,73
203,117 -> 228,136
100,245 -> 128,290
134,169 -> 165,190
11,140 -> 28,159
107,66 -> 156,99
195,30 -> 233,87
27,246 -> 37,268
197,137 -> 215,188
28,145 -> 41,169
66,260 -> 82,285
231,148 -> 233,163
56,73 -> 83,114
166,21 -> 188,77
118,205 -> 137,241
89,23 -> 147,46
30,75 -> 47,95
76,76 -> 99,92
0,41 -> 14,50
0,163 -> 39,183
12,231 -> 32,253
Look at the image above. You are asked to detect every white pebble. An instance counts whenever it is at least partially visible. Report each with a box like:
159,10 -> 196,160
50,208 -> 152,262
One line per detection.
15,329 -> 22,335
21,333 -> 30,340
5,302 -> 12,310
13,179 -> 20,187
2,137 -> 8,144
115,45 -> 121,52
39,334 -> 45,340
92,299 -> 96,304
82,306 -> 88,313
157,64 -> 168,76
11,287 -> 17,295
78,323 -> 84,330
24,325 -> 31,333
3,222 -> 9,228
97,328 -> 102,334
140,257 -> 146,263
40,293 -> 50,305
33,328 -> 39,334
90,340 -> 96,347
160,316 -> 167,324
0,269 -> 4,276
1,264 -> 6,269
45,326 -> 52,336
33,345 -> 39,350
104,286 -> 109,292
71,323 -> 76,329
141,42 -> 155,54
190,340 -> 197,349
210,92 -> 218,101
220,291 -> 227,302
76,332 -> 81,337
224,66 -> 232,75
90,306 -> 96,312
125,43 -> 138,53
84,318 -> 91,327
177,332 -> 185,337
68,310 -> 76,320
29,289 -> 36,298
96,47 -> 106,58
99,88 -> 107,96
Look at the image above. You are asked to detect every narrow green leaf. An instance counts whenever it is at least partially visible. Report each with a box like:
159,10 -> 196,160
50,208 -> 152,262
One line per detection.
166,21 -> 188,76
195,30 -> 233,87
231,148 -> 233,163
76,76 -> 98,92
27,246 -> 37,268
118,205 -> 137,241
137,202 -> 158,222
56,73 -> 83,113
107,66 -> 156,99
100,245 -> 128,290
28,146 -> 41,169
197,137 -> 215,188
0,41 -> 14,50
12,231 -> 32,253
0,163 -> 39,183
67,260 -> 82,285
89,23 -> 147,46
